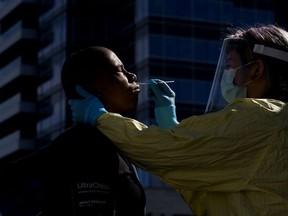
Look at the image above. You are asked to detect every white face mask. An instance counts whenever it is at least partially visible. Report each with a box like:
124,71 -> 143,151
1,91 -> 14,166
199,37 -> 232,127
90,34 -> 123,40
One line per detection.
220,61 -> 254,103
220,69 -> 247,102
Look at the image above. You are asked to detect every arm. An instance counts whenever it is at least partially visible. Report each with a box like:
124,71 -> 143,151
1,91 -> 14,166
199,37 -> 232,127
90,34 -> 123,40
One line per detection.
69,87 -> 272,191
96,99 -> 281,192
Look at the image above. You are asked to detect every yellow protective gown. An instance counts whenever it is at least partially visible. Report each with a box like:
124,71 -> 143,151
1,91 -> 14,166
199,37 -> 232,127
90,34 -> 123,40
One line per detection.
96,98 -> 288,216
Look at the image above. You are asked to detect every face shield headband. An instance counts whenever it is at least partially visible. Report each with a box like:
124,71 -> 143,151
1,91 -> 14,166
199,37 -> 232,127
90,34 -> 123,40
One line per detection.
205,38 -> 288,113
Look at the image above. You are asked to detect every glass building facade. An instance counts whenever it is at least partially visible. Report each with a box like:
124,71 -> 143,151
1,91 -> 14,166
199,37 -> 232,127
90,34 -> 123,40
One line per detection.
0,0 -> 286,215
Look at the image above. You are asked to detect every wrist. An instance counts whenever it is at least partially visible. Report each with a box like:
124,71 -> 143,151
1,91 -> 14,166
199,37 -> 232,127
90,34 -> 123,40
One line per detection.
155,105 -> 179,129
86,107 -> 107,127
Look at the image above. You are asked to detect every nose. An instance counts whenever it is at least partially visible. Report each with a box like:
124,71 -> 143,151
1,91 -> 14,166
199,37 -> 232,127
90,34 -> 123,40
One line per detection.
127,72 -> 137,83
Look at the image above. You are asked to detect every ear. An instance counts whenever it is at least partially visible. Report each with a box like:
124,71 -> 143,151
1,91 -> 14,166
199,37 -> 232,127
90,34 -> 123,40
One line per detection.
252,59 -> 265,81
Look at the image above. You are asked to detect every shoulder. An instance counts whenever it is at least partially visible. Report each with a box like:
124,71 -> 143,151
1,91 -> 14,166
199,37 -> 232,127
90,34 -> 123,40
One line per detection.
50,123 -> 119,159
52,123 -> 112,145
215,98 -> 288,128
225,98 -> 287,113
182,98 -> 287,129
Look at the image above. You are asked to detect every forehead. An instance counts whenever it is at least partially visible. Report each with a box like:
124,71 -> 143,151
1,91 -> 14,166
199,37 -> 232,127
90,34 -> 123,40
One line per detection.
222,38 -> 254,64
94,52 -> 123,80
109,52 -> 122,67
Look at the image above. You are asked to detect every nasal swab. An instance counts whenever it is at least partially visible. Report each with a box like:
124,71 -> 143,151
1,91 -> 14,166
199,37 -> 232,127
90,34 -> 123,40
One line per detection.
136,80 -> 175,85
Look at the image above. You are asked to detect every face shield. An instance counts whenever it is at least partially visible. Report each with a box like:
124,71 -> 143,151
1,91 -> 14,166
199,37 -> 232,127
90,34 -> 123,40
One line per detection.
205,38 -> 288,113
205,38 -> 254,113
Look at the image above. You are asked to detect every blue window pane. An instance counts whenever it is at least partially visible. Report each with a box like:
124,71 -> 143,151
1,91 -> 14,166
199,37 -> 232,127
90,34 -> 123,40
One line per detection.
150,35 -> 221,64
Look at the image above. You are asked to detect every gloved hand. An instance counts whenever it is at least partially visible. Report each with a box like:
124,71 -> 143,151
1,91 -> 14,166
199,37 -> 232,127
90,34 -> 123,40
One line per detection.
68,85 -> 107,126
148,79 -> 179,129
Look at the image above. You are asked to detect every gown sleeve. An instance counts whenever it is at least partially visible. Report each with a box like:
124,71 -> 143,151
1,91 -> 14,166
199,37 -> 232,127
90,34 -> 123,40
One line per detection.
96,99 -> 285,192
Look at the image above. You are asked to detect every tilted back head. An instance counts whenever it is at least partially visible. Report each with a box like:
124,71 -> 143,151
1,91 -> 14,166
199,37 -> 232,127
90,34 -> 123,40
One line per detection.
61,46 -> 113,99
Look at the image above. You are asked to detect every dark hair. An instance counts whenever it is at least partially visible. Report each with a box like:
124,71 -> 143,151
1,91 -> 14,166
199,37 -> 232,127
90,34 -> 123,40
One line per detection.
227,24 -> 288,101
61,46 -> 112,99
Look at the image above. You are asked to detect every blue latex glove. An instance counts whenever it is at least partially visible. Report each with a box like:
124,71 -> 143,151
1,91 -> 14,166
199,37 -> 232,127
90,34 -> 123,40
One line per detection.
68,85 -> 107,126
148,79 -> 179,129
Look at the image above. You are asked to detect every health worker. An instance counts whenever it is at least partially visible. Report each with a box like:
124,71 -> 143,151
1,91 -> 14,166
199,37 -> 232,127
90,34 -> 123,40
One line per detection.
69,24 -> 288,216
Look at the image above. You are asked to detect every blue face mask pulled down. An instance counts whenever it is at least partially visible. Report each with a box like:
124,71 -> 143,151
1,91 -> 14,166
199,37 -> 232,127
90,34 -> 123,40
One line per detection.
220,62 -> 254,103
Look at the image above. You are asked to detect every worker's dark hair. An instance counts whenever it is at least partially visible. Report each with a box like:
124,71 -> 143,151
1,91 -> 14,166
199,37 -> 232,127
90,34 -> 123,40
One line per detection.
227,24 -> 288,101
61,46 -> 112,99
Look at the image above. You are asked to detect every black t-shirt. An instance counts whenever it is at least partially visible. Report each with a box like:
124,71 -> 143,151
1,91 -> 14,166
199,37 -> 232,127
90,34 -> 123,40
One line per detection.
0,123 -> 146,216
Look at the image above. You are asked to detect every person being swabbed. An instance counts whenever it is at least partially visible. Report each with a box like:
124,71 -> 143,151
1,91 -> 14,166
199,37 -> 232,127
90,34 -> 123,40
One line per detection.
69,24 -> 288,215
0,46 -> 147,216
